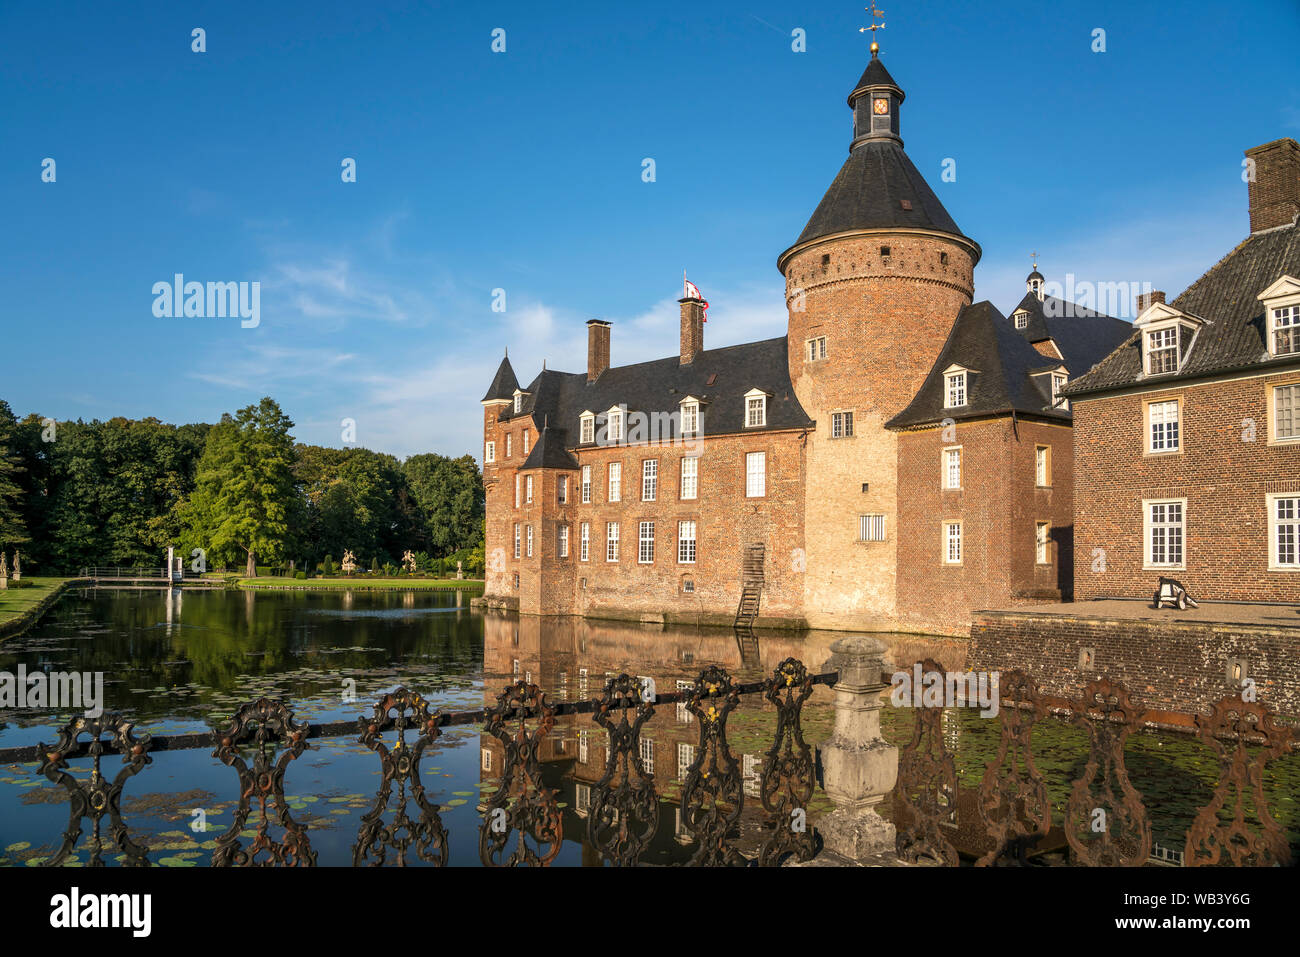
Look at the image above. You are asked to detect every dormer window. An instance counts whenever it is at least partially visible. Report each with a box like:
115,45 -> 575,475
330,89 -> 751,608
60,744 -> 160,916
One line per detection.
1013,311 -> 1029,330
744,390 -> 768,428
1146,327 -> 1179,374
513,391 -> 524,414
606,406 -> 624,443
944,370 -> 967,408
580,412 -> 595,445
1258,276 -> 1300,358
1051,372 -> 1069,410
679,398 -> 700,436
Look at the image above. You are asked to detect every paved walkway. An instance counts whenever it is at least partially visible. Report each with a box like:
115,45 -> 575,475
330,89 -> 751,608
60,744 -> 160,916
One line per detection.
980,598 -> 1300,629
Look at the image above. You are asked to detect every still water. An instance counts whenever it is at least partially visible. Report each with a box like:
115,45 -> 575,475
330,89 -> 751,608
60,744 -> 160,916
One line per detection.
0,587 -> 1295,865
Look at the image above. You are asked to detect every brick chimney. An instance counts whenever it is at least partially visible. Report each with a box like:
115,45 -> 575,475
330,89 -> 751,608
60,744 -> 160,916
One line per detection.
1136,290 -> 1166,315
678,297 -> 704,364
587,320 -> 611,383
1246,138 -> 1300,234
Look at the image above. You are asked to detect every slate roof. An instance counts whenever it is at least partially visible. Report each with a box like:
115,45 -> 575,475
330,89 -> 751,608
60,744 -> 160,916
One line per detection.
1008,292 -> 1133,377
849,56 -> 900,100
887,301 -> 1079,429
495,337 -> 813,446
519,425 -> 580,471
789,139 -> 972,251
1063,220 -> 1300,397
481,355 -> 519,403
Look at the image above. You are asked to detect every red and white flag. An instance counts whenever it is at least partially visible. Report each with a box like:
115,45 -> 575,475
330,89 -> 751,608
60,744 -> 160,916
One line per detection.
683,277 -> 709,321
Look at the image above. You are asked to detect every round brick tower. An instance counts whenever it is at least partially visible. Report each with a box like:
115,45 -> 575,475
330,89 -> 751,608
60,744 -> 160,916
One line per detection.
778,50 -> 981,629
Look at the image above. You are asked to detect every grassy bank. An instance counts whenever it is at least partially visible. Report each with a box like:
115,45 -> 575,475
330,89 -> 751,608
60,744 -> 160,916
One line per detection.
0,577 -> 79,638
235,576 -> 484,591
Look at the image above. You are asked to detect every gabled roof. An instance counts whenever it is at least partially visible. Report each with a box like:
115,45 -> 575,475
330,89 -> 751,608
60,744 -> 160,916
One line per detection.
481,354 -> 519,403
500,337 -> 812,443
886,301 -> 1077,429
1064,220 -> 1300,397
1008,292 -> 1133,377
519,424 -> 579,471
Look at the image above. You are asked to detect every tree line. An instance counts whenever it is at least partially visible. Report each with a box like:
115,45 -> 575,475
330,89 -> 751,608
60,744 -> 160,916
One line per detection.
0,397 -> 484,577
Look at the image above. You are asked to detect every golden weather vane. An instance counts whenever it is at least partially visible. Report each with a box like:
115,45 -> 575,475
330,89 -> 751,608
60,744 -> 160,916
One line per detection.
859,4 -> 886,55
1031,250 -> 1039,269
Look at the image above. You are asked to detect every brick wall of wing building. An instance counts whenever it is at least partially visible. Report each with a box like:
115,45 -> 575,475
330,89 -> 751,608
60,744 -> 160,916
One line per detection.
484,421 -> 809,625
1072,372 -> 1300,602
894,417 -> 1074,635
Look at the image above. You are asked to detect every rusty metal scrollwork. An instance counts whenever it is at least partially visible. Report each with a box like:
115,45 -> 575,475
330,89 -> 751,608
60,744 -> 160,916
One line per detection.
211,698 -> 316,867
588,674 -> 658,866
893,659 -> 959,866
680,665 -> 747,866
1064,679 -> 1151,867
976,669 -> 1050,866
353,688 -> 449,866
757,657 -> 816,866
479,680 -> 563,866
1185,695 -> 1294,867
38,714 -> 152,866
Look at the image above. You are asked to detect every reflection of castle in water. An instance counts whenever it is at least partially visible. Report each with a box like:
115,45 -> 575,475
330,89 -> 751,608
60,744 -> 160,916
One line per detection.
474,611 -> 960,863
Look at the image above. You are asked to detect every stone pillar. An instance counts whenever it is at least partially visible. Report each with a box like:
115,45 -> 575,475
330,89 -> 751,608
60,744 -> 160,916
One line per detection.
817,635 -> 898,861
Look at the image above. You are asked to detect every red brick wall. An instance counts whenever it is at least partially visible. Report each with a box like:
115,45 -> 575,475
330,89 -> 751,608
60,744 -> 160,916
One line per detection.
1073,371 -> 1300,601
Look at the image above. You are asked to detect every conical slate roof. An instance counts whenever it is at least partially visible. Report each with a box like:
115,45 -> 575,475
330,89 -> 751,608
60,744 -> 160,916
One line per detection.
481,354 -> 519,403
848,56 -> 901,102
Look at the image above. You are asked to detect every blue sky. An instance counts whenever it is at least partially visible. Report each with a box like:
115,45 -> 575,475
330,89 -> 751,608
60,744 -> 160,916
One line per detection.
3,0 -> 1298,459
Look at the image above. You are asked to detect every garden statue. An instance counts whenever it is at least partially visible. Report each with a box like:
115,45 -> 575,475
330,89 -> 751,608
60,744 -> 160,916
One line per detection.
0,551 -> 7,589
12,550 -> 19,581
341,550 -> 357,575
402,550 -> 417,574
456,560 -> 463,580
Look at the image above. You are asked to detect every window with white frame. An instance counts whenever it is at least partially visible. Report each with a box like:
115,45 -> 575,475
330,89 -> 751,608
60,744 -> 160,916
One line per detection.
1035,445 -> 1050,487
522,430 -> 530,456
945,371 -> 967,408
677,743 -> 694,781
639,738 -> 654,775
1145,500 -> 1185,568
832,411 -> 854,438
525,475 -> 533,504
481,748 -> 492,771
558,475 -> 568,504
513,523 -> 521,559
680,456 -> 698,499
607,407 -> 624,442
559,524 -> 569,558
608,462 -> 621,502
676,680 -> 693,723
859,514 -> 886,542
1035,522 -> 1050,564
514,475 -> 520,508
1145,327 -> 1179,374
745,392 -> 767,428
525,524 -> 533,557
642,460 -> 657,501
581,465 -> 592,503
506,433 -> 513,458
578,729 -> 589,763
579,522 -> 590,561
745,451 -> 766,497
485,440 -> 495,463
1270,495 -> 1300,568
943,447 -> 962,490
943,522 -> 963,564
1275,384 -> 1300,441
681,400 -> 699,436
1148,399 -> 1180,452
580,413 -> 595,444
1013,311 -> 1029,329
513,393 -> 522,414
606,522 -> 620,562
638,521 -> 655,564
678,520 -> 697,563
1272,305 -> 1300,357
806,336 -> 827,362
1051,372 -> 1068,410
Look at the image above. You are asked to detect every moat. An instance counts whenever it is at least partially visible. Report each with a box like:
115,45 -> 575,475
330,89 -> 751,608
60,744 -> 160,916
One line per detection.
0,587 -> 1296,865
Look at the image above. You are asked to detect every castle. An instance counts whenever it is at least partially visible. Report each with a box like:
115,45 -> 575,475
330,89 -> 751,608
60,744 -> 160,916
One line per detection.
479,48 -> 1131,635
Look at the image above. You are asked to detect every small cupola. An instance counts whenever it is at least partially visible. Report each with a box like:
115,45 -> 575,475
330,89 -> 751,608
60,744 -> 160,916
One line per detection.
848,9 -> 902,150
1026,255 -> 1045,300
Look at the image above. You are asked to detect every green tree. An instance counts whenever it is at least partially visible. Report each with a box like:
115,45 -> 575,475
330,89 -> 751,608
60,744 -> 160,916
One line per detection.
181,398 -> 297,577
0,401 -> 30,551
402,453 -> 484,556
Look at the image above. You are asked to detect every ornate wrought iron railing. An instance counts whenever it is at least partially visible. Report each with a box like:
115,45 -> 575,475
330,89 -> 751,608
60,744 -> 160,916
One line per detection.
2,657 -> 1295,867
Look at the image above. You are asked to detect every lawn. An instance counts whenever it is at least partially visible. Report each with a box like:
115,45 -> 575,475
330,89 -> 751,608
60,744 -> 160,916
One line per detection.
235,576 -> 483,591
0,576 -> 76,630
